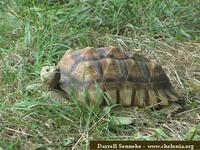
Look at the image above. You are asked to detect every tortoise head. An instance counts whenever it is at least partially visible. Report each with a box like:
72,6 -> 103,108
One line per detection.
40,66 -> 60,89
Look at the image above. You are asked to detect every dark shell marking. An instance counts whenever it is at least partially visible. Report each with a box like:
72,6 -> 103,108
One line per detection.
57,47 -> 179,107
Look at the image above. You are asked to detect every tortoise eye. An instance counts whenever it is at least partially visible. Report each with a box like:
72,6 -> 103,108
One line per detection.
46,68 -> 49,72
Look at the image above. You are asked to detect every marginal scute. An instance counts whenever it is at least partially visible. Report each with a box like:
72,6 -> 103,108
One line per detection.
134,88 -> 146,107
119,86 -> 132,106
147,89 -> 158,106
105,89 -> 117,106
77,91 -> 86,104
88,84 -> 104,105
156,89 -> 170,106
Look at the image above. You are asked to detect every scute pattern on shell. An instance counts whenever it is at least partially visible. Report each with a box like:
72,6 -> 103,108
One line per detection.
57,47 -> 179,107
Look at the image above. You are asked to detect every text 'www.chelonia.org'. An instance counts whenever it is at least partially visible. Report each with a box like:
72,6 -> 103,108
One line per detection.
90,141 -> 197,150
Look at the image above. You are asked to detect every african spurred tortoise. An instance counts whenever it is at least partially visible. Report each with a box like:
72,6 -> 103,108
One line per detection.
41,46 -> 182,111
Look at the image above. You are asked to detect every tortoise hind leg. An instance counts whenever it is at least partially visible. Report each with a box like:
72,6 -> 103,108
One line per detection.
158,103 -> 183,117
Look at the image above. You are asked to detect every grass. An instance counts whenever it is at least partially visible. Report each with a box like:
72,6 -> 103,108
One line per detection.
0,0 -> 200,149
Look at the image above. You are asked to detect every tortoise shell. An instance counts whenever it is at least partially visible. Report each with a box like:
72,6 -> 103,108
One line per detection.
57,46 -> 179,107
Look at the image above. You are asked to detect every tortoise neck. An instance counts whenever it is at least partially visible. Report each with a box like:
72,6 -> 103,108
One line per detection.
51,70 -> 60,89
44,69 -> 61,90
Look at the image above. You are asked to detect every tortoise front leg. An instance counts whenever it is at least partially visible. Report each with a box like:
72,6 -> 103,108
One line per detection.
48,89 -> 70,103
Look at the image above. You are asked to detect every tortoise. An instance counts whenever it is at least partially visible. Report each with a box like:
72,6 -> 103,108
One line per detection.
40,46 -> 183,112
